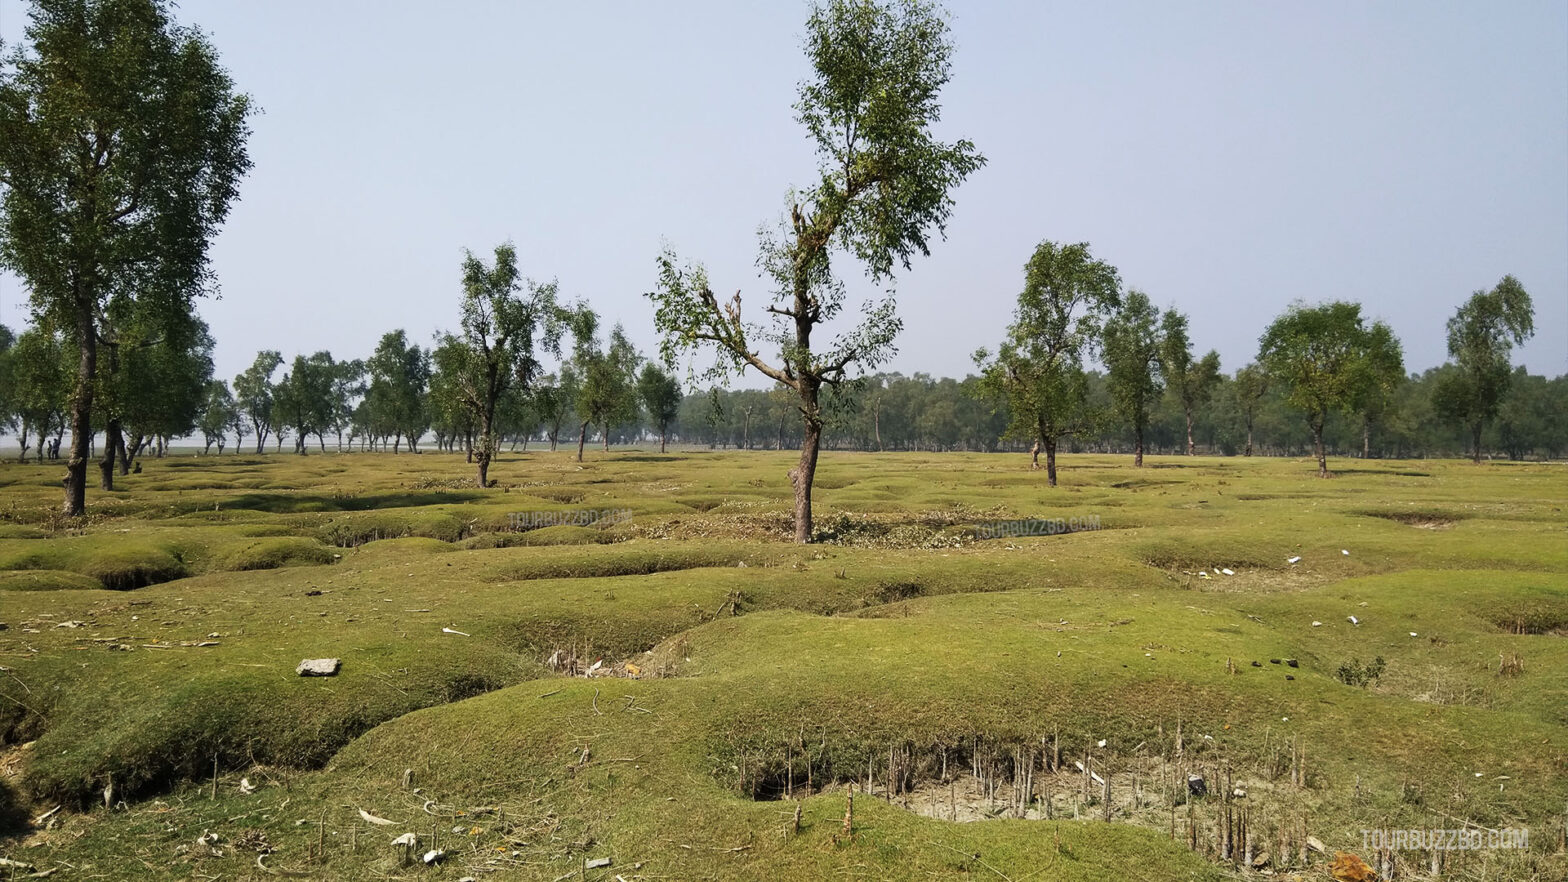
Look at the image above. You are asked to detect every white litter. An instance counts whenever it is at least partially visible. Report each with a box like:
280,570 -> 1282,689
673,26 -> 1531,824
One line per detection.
441,627 -> 470,637
1342,549 -> 1349,555
1348,616 -> 1359,625
423,849 -> 446,865
1287,556 -> 1301,564
1097,739 -> 1107,748
359,809 -> 400,826
1409,632 -> 1418,637
1220,568 -> 1235,576
1312,621 -> 1323,627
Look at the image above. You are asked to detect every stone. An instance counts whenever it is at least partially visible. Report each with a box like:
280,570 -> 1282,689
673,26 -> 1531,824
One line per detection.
296,658 -> 340,677
1186,775 -> 1206,797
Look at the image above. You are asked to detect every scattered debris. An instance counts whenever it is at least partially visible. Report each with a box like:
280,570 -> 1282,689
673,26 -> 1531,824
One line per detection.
1341,549 -> 1349,556
1285,658 -> 1299,668
1347,616 -> 1359,625
1306,836 -> 1327,853
239,776 -> 256,794
1287,556 -> 1301,564
422,849 -> 446,865
296,658 -> 340,677
358,809 -> 400,826
585,857 -> 612,870
1186,775 -> 1206,797
1312,621 -> 1323,627
1220,568 -> 1234,576
0,857 -> 35,872
441,627 -> 470,637
1329,851 -> 1376,881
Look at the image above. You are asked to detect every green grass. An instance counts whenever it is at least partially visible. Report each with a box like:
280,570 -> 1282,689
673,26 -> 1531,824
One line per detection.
0,448 -> 1562,879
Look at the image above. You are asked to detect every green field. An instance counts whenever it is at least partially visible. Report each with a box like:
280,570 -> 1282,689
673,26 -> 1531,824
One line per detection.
0,449 -> 1563,880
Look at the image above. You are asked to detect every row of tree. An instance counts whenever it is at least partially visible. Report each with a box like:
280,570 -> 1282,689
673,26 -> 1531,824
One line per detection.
0,0 -> 1554,544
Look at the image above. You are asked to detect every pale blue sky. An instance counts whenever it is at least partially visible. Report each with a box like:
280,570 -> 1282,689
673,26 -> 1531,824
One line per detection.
1,1 -> 1564,386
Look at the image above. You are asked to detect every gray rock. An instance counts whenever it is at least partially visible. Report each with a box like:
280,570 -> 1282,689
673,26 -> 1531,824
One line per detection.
296,658 -> 340,677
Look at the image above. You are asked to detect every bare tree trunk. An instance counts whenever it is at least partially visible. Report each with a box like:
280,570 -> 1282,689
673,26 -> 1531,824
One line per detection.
1044,437 -> 1058,487
1134,423 -> 1145,467
873,403 -> 882,451
63,310 -> 97,516
1313,421 -> 1328,477
788,386 -> 822,544
1362,418 -> 1371,459
1244,417 -> 1254,457
660,429 -> 667,454
577,421 -> 589,463
1030,439 -> 1040,470
603,424 -> 610,452
99,419 -> 122,492
1185,408 -> 1196,456
1471,421 -> 1483,463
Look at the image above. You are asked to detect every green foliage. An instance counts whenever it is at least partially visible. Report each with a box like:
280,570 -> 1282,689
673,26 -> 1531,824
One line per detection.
974,241 -> 1120,482
565,307 -> 642,458
4,326 -> 70,461
1102,290 -> 1163,460
195,380 -> 235,453
0,0 -> 253,514
1158,308 -> 1221,455
1257,301 -> 1401,475
435,243 -> 563,484
233,350 -> 283,453
1435,275 -> 1535,460
1335,656 -> 1387,688
637,362 -> 683,449
649,0 -> 983,542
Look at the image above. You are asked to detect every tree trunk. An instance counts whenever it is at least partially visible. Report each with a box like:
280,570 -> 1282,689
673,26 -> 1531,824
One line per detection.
660,430 -> 667,454
1030,439 -> 1040,470
603,424 -> 610,452
788,385 -> 823,544
1244,417 -> 1254,457
1185,408 -> 1195,456
1134,423 -> 1145,467
577,421 -> 589,463
255,423 -> 267,454
1362,418 -> 1371,459
16,424 -> 28,464
1044,437 -> 1058,487
1471,421 -> 1483,463
873,404 -> 882,452
1313,420 -> 1328,477
99,419 -> 122,492
63,311 -> 97,517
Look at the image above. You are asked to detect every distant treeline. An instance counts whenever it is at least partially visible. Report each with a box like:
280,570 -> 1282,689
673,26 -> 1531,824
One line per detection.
671,366 -> 1568,461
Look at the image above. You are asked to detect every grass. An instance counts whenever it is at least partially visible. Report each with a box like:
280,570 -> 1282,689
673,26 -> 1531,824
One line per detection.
0,448 -> 1562,879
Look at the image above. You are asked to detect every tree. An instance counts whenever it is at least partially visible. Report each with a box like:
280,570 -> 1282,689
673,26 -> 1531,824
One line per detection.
437,243 -> 562,486
1258,301 -> 1396,477
7,326 -> 70,462
365,330 -> 431,453
1102,290 -> 1163,466
565,308 -> 641,461
1232,363 -> 1269,456
532,374 -> 572,453
637,363 -> 683,453
234,350 -> 283,453
1433,276 -> 1534,463
0,0 -> 252,515
272,352 -> 337,454
106,309 -> 213,476
648,0 -> 983,543
974,241 -> 1121,485
0,323 -> 15,438
1158,309 -> 1220,456
1350,321 -> 1404,458
197,380 -> 235,454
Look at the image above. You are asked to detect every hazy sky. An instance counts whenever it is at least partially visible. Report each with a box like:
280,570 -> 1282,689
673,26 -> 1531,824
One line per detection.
1,1 -> 1564,388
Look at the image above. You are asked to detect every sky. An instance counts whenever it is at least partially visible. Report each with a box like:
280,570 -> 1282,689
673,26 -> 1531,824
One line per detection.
1,0 -> 1564,389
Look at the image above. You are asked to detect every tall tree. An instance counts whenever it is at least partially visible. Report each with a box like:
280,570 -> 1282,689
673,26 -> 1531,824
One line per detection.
648,0 -> 983,542
1231,363 -> 1269,456
365,330 -> 431,453
1350,321 -> 1404,458
272,352 -> 337,454
565,308 -> 641,461
1102,290 -> 1163,466
234,350 -> 283,454
1258,301 -> 1397,477
974,241 -> 1121,485
1433,275 -> 1534,463
196,379 -> 235,454
637,363 -> 683,453
106,309 -> 213,476
7,326 -> 70,462
0,0 -> 252,514
438,243 -> 562,486
1158,309 -> 1221,456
